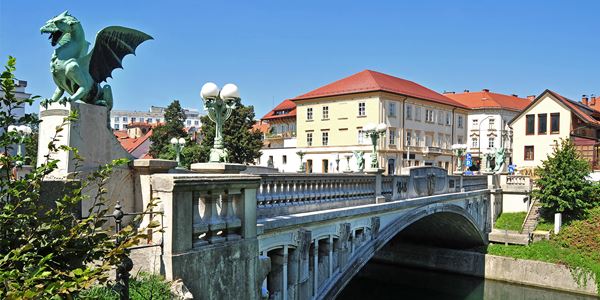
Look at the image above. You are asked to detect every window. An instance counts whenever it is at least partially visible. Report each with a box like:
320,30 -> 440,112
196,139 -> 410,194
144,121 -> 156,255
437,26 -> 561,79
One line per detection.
446,112 -> 451,125
322,106 -> 329,119
114,124 -> 120,130
406,105 -> 412,120
139,118 -> 144,123
283,155 -> 287,164
322,131 -> 329,146
458,136 -> 463,144
488,118 -> 495,130
472,119 -> 479,127
406,130 -> 412,146
538,114 -> 547,134
458,116 -> 463,128
194,120 -> 199,125
122,116 -> 128,122
307,108 -> 313,120
415,131 -> 422,146
187,120 -> 191,126
525,146 -> 534,160
425,109 -> 434,123
525,114 -> 535,135
358,129 -> 368,144
114,116 -> 119,123
488,137 -> 495,148
306,132 -> 313,146
389,128 -> 396,145
415,107 -> 422,121
388,102 -> 396,117
472,137 -> 478,148
550,113 -> 560,133
358,102 -> 366,116
438,111 -> 444,124
156,118 -> 161,123
131,117 -> 136,122
147,118 -> 153,123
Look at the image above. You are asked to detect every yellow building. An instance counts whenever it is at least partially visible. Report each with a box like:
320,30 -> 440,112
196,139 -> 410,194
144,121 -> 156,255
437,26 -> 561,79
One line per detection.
291,70 -> 469,174
510,90 -> 600,174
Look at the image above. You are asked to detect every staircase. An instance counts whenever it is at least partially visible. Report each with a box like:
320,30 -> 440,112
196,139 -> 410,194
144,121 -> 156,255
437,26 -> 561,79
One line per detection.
521,199 -> 542,234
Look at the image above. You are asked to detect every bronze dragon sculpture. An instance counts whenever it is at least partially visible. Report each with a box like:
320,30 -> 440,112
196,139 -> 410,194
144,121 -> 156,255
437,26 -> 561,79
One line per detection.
41,11 -> 152,110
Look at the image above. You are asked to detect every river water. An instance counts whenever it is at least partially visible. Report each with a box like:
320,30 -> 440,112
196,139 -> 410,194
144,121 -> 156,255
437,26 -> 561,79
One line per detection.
338,262 -> 597,300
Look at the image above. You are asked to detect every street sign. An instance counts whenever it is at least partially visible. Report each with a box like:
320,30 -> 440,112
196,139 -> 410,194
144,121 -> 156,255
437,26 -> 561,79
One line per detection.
465,159 -> 473,167
508,164 -> 516,174
466,153 -> 472,160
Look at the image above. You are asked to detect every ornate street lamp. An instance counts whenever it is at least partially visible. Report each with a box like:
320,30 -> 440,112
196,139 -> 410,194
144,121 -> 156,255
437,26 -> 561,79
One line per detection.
335,154 -> 340,173
452,144 -> 468,173
170,137 -> 186,169
8,124 -> 32,166
344,154 -> 352,172
200,82 -> 240,163
363,123 -> 388,169
296,150 -> 305,173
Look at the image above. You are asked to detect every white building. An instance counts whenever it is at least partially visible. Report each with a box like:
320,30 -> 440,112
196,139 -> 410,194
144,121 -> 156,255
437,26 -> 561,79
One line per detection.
110,105 -> 202,130
255,100 -> 300,173
445,89 -> 532,170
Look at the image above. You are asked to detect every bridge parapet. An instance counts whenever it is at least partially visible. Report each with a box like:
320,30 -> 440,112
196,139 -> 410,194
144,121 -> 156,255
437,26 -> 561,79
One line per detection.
500,175 -> 533,193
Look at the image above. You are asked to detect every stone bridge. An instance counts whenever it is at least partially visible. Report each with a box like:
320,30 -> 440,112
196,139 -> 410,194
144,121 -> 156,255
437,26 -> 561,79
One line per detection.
147,166 -> 501,300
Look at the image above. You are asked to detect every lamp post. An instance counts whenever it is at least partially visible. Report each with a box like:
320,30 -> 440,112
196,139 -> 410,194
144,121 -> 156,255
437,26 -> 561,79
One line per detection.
8,124 -> 32,166
200,82 -> 240,163
344,154 -> 352,172
364,123 -> 388,169
451,144 -> 468,173
335,154 -> 340,173
296,150 -> 305,173
170,137 -> 186,169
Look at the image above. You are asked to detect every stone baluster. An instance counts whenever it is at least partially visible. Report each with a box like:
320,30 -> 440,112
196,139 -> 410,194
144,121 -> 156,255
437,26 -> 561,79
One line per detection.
223,188 -> 241,241
192,191 -> 209,247
206,190 -> 227,243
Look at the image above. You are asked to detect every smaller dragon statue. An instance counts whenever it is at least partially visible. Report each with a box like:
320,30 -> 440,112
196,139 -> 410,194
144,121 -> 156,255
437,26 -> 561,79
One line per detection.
41,11 -> 152,110
353,150 -> 365,173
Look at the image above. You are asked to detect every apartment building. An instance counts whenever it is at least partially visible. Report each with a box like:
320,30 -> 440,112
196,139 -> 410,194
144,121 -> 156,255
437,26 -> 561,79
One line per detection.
292,70 -> 468,174
510,90 -> 600,174
110,106 -> 202,130
256,99 -> 299,172
445,89 -> 532,170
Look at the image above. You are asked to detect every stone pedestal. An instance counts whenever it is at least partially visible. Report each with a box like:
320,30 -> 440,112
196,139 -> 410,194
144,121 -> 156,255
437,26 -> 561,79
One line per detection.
37,101 -> 135,217
190,162 -> 247,174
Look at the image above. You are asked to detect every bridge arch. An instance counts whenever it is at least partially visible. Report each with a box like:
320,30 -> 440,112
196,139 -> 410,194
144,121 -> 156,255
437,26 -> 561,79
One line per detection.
324,202 -> 486,299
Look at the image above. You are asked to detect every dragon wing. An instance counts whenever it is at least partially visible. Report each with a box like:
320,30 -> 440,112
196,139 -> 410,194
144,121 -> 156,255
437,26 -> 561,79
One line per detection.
89,26 -> 153,83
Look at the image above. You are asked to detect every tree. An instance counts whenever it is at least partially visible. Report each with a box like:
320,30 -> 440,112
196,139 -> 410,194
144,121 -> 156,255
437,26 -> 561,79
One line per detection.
197,98 -> 263,164
0,57 -> 158,298
532,138 -> 600,220
148,100 -> 187,158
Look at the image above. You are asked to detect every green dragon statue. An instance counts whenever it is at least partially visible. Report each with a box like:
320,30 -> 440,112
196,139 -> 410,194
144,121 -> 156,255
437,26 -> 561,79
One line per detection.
41,11 -> 152,110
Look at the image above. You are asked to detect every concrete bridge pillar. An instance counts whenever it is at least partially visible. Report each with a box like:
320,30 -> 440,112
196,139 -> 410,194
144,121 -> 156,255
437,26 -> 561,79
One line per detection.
297,230 -> 312,300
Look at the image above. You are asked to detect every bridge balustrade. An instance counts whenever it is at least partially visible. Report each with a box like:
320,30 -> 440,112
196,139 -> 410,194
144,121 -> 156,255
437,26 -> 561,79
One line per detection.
461,175 -> 488,191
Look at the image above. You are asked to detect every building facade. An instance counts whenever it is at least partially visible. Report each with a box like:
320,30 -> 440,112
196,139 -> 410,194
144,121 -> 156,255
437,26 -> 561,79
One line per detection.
510,90 -> 600,174
110,106 -> 202,130
292,70 -> 469,175
445,89 -> 532,170
255,99 -> 299,172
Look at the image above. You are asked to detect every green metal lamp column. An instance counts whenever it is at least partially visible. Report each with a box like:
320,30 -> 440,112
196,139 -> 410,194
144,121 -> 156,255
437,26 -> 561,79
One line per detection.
201,82 -> 240,163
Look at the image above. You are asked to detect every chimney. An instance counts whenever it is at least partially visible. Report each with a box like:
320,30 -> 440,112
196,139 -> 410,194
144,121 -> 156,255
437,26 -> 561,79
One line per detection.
527,95 -> 536,101
591,94 -> 596,106
443,91 -> 455,94
511,94 -> 518,97
582,95 -> 589,106
463,89 -> 470,93
482,89 -> 490,92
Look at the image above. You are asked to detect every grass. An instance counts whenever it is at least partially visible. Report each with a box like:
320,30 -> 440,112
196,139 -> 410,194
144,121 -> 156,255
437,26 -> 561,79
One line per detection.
487,207 -> 600,294
494,212 -> 527,231
77,273 -> 172,300
535,215 -> 554,231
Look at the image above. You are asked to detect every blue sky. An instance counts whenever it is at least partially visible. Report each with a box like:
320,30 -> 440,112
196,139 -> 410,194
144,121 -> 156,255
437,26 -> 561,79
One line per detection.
1,1 -> 600,118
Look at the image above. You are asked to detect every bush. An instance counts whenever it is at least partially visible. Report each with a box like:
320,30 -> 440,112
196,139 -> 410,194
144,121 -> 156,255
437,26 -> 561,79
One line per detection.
78,273 -> 172,300
0,57 -> 159,298
532,138 -> 599,220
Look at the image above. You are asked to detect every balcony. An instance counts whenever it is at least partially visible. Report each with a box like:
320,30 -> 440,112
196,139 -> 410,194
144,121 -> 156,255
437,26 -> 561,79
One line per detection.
424,146 -> 443,155
265,131 -> 296,140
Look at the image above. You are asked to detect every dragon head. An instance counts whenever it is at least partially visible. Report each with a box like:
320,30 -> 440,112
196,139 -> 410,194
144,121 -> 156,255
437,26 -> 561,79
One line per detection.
40,11 -> 80,47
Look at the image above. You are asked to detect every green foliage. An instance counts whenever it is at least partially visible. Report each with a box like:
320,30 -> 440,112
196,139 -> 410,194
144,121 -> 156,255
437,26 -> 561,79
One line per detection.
148,100 -> 188,158
0,57 -> 160,298
532,138 -> 599,220
198,98 -> 263,164
535,216 -> 554,231
488,207 -> 600,294
494,212 -> 527,231
78,273 -> 172,300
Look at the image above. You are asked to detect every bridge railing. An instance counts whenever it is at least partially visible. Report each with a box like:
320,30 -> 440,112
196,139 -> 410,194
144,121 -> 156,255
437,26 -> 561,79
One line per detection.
462,175 -> 488,191
500,174 -> 532,193
151,173 -> 260,253
256,174 -> 376,218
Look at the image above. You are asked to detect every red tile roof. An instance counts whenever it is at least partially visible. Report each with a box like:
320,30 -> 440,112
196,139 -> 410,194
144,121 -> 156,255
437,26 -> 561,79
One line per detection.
444,90 -> 531,111
511,89 -> 600,126
261,99 -> 297,120
114,129 -> 153,153
252,121 -> 270,134
292,70 -> 467,108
